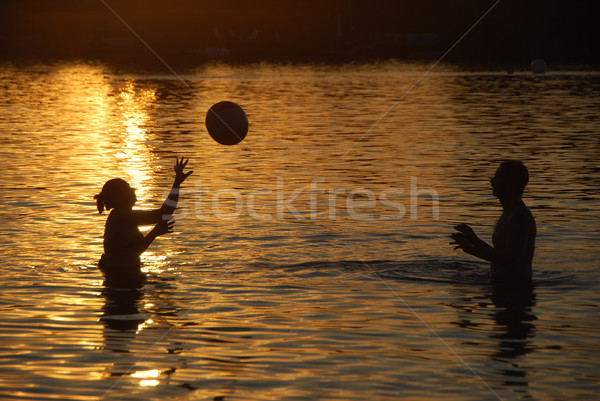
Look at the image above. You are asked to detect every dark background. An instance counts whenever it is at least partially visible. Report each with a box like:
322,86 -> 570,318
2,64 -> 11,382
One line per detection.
1,0 -> 598,67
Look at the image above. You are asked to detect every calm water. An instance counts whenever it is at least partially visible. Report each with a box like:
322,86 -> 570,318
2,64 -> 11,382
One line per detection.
0,61 -> 599,400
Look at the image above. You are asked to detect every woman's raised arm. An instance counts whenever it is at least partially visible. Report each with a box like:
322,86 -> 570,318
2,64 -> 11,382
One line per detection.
160,157 -> 193,216
133,157 -> 193,225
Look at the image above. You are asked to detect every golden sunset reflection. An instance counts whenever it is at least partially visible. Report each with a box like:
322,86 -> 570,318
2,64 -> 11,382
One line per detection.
131,369 -> 160,379
114,81 -> 157,205
131,370 -> 161,387
47,64 -> 114,180
136,319 -> 154,334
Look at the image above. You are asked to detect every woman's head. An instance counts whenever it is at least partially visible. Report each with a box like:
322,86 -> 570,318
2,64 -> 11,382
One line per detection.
491,160 -> 529,198
94,178 -> 136,213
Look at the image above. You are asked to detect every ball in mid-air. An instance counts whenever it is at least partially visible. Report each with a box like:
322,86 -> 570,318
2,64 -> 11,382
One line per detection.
205,101 -> 248,145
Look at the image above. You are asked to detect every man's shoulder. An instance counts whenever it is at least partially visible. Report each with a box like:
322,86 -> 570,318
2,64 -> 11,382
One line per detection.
506,202 -> 536,230
511,201 -> 534,219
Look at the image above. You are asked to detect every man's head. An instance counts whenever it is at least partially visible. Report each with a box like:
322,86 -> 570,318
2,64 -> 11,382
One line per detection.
491,160 -> 529,198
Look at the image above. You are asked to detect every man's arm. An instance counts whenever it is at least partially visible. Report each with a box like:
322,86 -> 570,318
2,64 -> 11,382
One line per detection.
450,223 -> 495,262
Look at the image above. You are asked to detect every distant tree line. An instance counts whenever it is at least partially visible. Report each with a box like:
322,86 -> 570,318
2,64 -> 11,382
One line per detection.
0,0 -> 597,66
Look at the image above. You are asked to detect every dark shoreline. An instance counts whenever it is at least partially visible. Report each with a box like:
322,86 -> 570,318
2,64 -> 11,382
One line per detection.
1,57 -> 599,77
2,0 -> 599,68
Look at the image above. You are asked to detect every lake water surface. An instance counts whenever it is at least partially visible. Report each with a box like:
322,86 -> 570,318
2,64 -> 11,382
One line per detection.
0,61 -> 599,400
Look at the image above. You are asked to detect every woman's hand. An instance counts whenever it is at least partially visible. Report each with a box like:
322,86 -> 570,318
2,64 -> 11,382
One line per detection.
140,218 -> 174,253
155,218 -> 175,236
174,157 -> 193,186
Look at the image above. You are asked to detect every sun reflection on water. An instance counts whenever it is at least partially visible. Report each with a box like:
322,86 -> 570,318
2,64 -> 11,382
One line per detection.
131,369 -> 159,378
136,319 -> 154,334
114,80 -> 157,205
131,369 -> 160,387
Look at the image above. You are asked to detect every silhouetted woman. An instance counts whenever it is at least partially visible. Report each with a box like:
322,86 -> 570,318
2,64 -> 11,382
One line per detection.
94,157 -> 193,287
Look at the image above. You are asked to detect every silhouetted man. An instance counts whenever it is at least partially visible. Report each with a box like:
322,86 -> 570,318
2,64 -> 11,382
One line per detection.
451,160 -> 536,284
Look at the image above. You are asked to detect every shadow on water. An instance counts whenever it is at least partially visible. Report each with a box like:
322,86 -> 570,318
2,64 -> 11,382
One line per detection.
448,275 -> 537,396
488,283 -> 537,387
100,287 -> 146,335
99,277 -> 182,354
97,277 -> 202,396
98,255 -> 148,354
